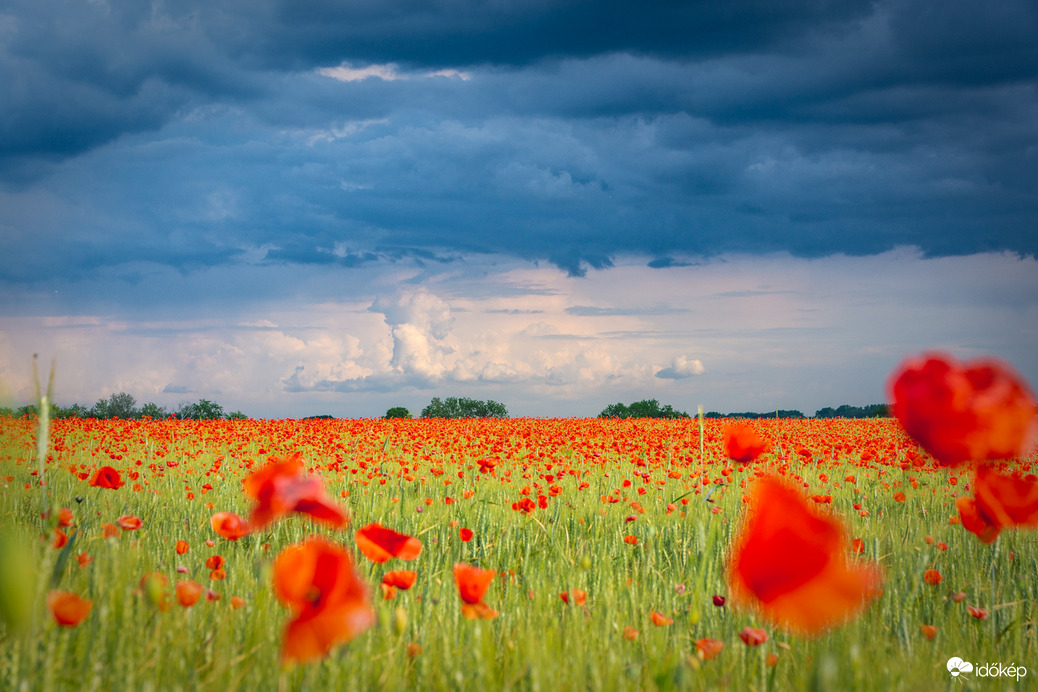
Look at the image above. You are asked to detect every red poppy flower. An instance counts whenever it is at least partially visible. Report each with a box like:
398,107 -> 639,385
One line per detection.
243,452 -> 348,531
176,580 -> 203,607
560,589 -> 587,606
649,611 -> 673,626
175,540 -> 189,555
354,524 -> 422,564
923,569 -> 942,586
89,466 -> 124,490
116,515 -> 142,531
57,507 -> 74,527
76,553 -> 92,568
726,476 -> 882,635
47,591 -> 92,627
454,563 -> 498,620
382,570 -> 418,590
888,353 -> 1036,467
512,498 -> 536,514
725,424 -> 766,463
695,638 -> 724,660
52,529 -> 68,550
459,527 -> 474,542
205,555 -> 225,570
101,523 -> 119,539
920,624 -> 938,640
210,511 -> 249,541
968,605 -> 989,620
739,626 -> 769,646
956,464 -> 1038,544
272,535 -> 376,663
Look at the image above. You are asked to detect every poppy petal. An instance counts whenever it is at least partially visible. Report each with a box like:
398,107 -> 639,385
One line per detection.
355,524 -> 422,564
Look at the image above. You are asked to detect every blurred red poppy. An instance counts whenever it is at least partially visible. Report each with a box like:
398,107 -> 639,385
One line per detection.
560,589 -> 587,606
382,570 -> 418,590
968,605 -> 989,620
454,563 -> 498,620
116,515 -> 142,531
888,353 -> 1036,467
243,452 -> 348,531
920,624 -> 938,640
727,476 -> 882,635
725,424 -> 766,463
272,535 -> 375,663
696,638 -> 724,660
89,466 -> 124,490
923,569 -> 942,586
649,611 -> 673,626
176,580 -> 203,607
459,527 -> 474,542
47,591 -> 91,627
739,626 -> 769,646
956,464 -> 1038,544
175,540 -> 189,555
355,524 -> 422,564
210,511 -> 249,540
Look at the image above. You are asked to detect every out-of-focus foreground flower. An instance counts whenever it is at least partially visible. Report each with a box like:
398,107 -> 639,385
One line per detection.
888,353 -> 1036,467
272,535 -> 375,663
727,476 -> 882,635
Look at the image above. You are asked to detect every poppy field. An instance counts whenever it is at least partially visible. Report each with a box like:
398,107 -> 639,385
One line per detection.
1,353 -> 1037,691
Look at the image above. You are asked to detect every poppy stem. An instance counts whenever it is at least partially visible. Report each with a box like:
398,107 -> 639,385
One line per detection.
32,354 -> 55,518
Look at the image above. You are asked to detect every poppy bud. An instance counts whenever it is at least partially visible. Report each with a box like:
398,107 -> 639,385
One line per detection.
394,606 -> 408,634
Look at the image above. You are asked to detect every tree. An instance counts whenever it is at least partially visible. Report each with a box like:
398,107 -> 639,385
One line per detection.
177,399 -> 225,420
598,399 -> 689,419
57,403 -> 90,419
385,407 -> 412,419
421,397 -> 508,419
140,402 -> 167,419
89,398 -> 110,419
599,402 -> 630,418
106,392 -> 139,419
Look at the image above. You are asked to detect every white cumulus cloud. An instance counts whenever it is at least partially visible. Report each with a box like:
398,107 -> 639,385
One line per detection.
655,355 -> 705,380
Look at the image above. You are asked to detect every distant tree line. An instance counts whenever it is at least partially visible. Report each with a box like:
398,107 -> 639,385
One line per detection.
813,404 -> 889,419
420,397 -> 508,419
703,404 -> 888,419
703,410 -> 806,419
599,399 -> 690,419
1,392 -> 245,420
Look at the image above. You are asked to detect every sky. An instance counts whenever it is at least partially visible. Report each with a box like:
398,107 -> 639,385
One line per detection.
1,0 -> 1037,419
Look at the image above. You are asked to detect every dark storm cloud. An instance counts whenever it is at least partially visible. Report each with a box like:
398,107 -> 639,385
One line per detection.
254,0 -> 873,68
2,0 -> 1037,287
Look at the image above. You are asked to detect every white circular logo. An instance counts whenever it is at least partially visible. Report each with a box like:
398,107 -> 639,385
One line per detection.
947,657 -> 974,678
